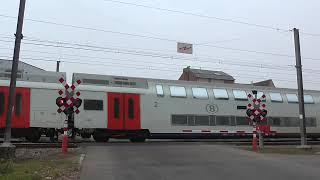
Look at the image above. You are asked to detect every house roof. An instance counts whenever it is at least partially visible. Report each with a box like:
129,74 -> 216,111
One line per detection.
0,59 -> 45,72
187,68 -> 235,81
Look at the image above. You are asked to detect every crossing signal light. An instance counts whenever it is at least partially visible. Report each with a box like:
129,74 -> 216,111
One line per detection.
261,109 -> 268,117
56,97 -> 65,107
246,109 -> 253,117
74,98 -> 82,108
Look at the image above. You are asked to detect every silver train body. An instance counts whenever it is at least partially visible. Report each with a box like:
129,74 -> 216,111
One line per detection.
73,73 -> 320,142
0,71 -> 319,142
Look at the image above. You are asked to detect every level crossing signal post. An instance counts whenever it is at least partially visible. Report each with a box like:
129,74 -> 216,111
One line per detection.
56,77 -> 82,154
246,90 -> 269,151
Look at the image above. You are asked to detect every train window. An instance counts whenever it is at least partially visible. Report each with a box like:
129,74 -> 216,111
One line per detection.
213,89 -> 229,99
306,117 -> 316,127
257,91 -> 266,102
84,99 -> 103,110
215,116 -> 230,126
282,117 -> 299,127
236,117 -> 249,126
192,88 -> 208,99
82,79 -> 109,85
0,93 -> 4,116
304,95 -> 314,104
15,93 -> 22,116
172,115 -> 188,125
230,117 -> 236,126
195,116 -> 210,126
209,115 -> 216,126
268,117 -> 281,126
269,93 -> 283,102
169,86 -> 187,98
114,98 -> 120,119
128,98 -> 134,119
155,85 -> 164,97
187,115 -> 195,126
286,94 -> 299,103
232,90 -> 247,100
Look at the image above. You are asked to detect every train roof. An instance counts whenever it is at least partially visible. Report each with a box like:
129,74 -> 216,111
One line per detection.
73,73 -> 319,93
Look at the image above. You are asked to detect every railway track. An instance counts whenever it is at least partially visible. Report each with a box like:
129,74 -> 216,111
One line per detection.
8,142 -> 79,148
1,138 -> 319,148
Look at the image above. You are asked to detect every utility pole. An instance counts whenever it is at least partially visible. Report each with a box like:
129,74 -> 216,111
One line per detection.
293,28 -> 308,148
56,61 -> 60,72
0,0 -> 26,159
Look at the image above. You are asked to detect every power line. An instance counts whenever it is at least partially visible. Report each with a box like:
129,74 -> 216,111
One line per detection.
103,0 -> 289,32
2,36 -> 320,74
0,14 -> 319,60
104,0 -> 320,37
1,37 -> 320,73
11,57 -> 320,84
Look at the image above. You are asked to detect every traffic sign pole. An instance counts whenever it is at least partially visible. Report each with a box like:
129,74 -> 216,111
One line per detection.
62,120 -> 68,154
56,77 -> 82,154
247,90 -> 268,151
252,126 -> 258,152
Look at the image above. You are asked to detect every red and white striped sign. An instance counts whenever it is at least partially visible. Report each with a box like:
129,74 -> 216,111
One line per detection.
57,77 -> 82,114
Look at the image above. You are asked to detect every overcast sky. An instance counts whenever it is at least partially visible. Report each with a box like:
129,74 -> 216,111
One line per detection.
1,0 -> 320,89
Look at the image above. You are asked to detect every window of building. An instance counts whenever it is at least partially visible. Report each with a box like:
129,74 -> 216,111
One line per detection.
269,93 -> 283,102
233,90 -> 247,100
216,116 -> 231,126
172,115 -> 188,125
304,95 -> 314,104
236,117 -> 249,125
286,94 -> 299,103
15,93 -> 22,116
84,99 -> 103,110
213,89 -> 229,99
170,86 -> 187,97
195,115 -> 210,126
192,88 -> 208,99
156,85 -> 164,97
0,93 -> 4,116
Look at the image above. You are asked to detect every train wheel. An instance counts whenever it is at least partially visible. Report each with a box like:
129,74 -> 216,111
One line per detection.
81,133 -> 92,139
130,138 -> 146,143
25,128 -> 41,142
93,134 -> 109,142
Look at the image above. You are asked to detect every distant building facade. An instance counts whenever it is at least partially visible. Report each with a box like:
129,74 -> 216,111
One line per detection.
0,59 -> 45,78
252,79 -> 275,87
179,66 -> 235,84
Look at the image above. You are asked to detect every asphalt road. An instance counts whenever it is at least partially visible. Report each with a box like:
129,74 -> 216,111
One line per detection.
80,142 -> 320,180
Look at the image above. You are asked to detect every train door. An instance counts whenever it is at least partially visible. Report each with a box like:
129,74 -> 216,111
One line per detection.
12,88 -> 30,128
107,92 -> 141,130
0,87 -> 30,128
0,87 -> 8,128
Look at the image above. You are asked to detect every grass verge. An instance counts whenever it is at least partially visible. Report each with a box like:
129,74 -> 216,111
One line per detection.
0,152 -> 80,180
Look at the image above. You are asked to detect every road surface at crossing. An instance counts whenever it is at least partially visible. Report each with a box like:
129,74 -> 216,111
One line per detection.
80,142 -> 320,180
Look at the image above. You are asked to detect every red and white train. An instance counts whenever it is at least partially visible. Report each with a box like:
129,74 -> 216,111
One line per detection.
0,71 -> 319,142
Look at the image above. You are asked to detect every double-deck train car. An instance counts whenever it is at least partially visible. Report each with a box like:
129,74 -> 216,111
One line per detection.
0,71 -> 66,141
73,73 -> 320,142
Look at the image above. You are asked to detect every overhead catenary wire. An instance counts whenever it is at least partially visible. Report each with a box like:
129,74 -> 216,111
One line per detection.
0,15 -> 319,60
1,37 -> 320,74
103,0 -> 289,32
2,56 -> 318,85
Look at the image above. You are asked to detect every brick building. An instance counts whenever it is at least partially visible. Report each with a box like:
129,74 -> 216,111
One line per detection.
179,66 -> 235,84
